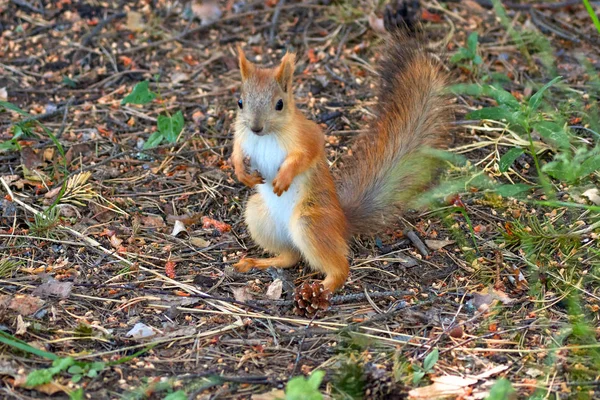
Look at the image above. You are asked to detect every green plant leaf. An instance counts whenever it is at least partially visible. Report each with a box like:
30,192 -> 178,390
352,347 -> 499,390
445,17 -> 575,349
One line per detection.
499,147 -> 524,172
423,349 -> 439,372
533,121 -> 570,150
87,369 -> 98,378
307,370 -> 325,389
467,106 -> 515,122
450,49 -> 470,64
0,139 -> 20,151
494,183 -> 532,198
69,388 -> 84,400
121,81 -> 156,105
26,369 -> 56,386
285,372 -> 324,400
71,374 -> 83,383
528,76 -> 562,112
68,365 -> 84,375
91,362 -> 106,371
143,131 -> 164,149
164,391 -> 188,400
467,32 -> 479,53
486,378 -> 515,400
412,370 -> 425,385
53,357 -> 75,371
69,387 -> 84,400
473,55 -> 483,65
157,110 -> 185,143
580,155 -> 600,177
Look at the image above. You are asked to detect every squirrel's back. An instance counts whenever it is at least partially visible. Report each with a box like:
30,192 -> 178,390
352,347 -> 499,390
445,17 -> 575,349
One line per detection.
336,29 -> 453,237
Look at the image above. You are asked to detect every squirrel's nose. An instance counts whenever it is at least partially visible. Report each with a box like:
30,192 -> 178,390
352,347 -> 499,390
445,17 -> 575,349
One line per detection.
251,126 -> 264,134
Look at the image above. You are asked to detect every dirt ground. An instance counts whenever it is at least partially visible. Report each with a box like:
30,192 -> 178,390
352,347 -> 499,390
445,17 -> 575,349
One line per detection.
1,0 -> 600,399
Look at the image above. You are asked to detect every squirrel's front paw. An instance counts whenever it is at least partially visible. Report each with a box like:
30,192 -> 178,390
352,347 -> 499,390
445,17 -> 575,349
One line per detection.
272,172 -> 293,196
237,170 -> 265,188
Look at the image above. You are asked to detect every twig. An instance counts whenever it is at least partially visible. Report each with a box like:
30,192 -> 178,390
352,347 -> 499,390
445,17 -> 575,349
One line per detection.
268,0 -> 286,45
405,230 -> 429,257
10,0 -> 44,15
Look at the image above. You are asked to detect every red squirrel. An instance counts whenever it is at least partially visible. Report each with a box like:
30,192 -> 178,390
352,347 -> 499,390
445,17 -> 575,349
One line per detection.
230,9 -> 453,294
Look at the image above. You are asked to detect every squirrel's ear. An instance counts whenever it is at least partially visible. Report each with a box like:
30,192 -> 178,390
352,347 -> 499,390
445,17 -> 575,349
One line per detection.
275,51 -> 296,92
237,45 -> 254,81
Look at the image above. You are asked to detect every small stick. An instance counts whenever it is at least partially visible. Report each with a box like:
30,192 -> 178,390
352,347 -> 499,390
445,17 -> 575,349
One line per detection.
268,0 -> 286,45
405,230 -> 429,257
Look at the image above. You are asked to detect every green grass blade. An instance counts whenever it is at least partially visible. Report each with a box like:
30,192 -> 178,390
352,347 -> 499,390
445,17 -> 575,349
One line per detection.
583,0 -> 600,34
0,331 -> 58,360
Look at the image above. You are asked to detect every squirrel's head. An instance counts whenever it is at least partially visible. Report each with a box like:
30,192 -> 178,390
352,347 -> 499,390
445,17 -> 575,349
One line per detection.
236,46 -> 296,136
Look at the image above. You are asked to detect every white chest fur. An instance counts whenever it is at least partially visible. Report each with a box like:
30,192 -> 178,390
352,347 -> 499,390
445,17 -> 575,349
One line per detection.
241,131 -> 304,244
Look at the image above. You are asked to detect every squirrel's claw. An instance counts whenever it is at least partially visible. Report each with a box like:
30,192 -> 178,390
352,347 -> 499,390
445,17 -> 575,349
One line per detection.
237,170 -> 265,188
272,176 -> 291,196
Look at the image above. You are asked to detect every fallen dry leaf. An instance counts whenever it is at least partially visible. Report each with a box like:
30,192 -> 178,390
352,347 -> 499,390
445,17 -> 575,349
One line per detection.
32,277 -> 73,299
141,214 -> 165,228
232,286 -> 253,302
126,11 -> 145,32
191,1 -> 222,25
0,87 -> 7,101
266,279 -> 283,300
470,287 -> 515,312
171,220 -> 188,237
7,295 -> 45,316
190,236 -> 210,248
582,188 -> 600,205
408,375 -> 478,399
170,72 -> 190,84
12,375 -> 69,395
252,389 -> 286,400
16,315 -> 30,335
425,239 -> 455,251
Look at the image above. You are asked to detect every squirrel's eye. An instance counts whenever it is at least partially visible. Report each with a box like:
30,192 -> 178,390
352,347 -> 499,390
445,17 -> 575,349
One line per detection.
237,99 -> 243,109
275,99 -> 284,111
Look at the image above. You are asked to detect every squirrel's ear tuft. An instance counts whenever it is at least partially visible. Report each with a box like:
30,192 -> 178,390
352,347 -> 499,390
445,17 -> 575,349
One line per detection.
275,51 -> 296,92
237,45 -> 254,81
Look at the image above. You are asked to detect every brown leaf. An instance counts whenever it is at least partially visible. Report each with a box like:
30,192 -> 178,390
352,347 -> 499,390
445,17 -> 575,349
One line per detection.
32,278 -> 73,299
15,315 -> 30,335
13,375 -> 69,395
190,237 -> 210,248
252,390 -> 285,400
109,234 -> 123,249
408,375 -> 478,399
7,295 -> 45,316
232,286 -> 253,302
126,11 -> 145,32
141,214 -> 165,228
425,239 -> 455,251
20,147 -> 43,170
470,287 -> 515,312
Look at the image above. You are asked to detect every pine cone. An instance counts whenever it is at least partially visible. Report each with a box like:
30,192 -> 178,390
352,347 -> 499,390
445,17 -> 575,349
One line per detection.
293,281 -> 332,317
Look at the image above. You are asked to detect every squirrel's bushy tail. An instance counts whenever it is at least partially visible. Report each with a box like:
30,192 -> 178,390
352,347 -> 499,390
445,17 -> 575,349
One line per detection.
336,30 -> 453,237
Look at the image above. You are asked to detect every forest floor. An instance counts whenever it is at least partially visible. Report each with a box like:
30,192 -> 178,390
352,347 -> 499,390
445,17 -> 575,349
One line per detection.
1,0 -> 600,399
